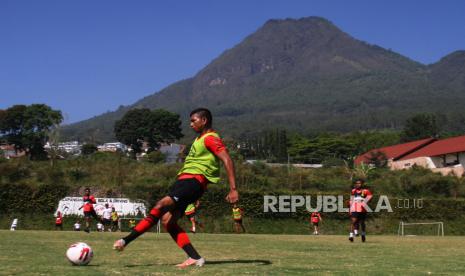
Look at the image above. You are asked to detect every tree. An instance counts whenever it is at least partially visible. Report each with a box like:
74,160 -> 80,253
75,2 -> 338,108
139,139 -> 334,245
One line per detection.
0,105 -> 27,152
114,109 -> 183,158
0,104 -> 63,160
367,150 -> 388,168
401,113 -> 439,142
288,133 -> 356,164
147,109 -> 185,151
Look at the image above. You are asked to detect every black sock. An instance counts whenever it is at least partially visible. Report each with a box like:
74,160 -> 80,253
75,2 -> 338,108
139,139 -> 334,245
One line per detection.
122,214 -> 159,245
122,230 -> 142,245
182,244 -> 201,260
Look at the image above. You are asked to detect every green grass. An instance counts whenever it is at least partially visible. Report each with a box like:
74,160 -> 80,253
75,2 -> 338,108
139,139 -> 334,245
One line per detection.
1,230 -> 465,275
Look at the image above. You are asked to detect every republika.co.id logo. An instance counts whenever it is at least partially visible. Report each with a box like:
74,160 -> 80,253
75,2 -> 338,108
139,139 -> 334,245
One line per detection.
263,195 -> 395,213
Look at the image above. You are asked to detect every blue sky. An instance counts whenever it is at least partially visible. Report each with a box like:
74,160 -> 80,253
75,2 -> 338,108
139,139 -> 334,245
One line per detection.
1,0 -> 464,124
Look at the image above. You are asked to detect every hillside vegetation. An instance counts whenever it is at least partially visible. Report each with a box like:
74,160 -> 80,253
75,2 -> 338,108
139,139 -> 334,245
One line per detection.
62,17 -> 465,142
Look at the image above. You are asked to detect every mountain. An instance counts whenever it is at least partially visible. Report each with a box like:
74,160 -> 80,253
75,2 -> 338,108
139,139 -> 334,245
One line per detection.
430,50 -> 465,92
62,17 -> 465,142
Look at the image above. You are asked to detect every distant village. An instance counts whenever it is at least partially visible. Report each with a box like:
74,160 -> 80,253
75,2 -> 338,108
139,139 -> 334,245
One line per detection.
2,134 -> 465,176
0,141 -> 185,164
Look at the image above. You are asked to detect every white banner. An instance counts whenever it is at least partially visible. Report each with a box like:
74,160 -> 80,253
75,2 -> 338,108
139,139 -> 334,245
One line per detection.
55,197 -> 147,217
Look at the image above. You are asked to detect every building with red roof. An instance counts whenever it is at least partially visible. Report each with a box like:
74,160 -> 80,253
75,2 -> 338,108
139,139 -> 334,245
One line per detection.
354,138 -> 436,165
356,135 -> 465,176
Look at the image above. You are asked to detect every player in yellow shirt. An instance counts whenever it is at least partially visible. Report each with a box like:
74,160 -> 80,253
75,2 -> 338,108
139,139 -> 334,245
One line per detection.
232,203 -> 245,233
185,200 -> 203,233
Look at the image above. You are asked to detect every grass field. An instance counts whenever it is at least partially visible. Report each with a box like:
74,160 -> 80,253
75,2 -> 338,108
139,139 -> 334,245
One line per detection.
1,230 -> 465,275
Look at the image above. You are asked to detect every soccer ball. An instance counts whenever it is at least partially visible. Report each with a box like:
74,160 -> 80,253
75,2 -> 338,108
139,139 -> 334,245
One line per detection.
66,242 -> 93,265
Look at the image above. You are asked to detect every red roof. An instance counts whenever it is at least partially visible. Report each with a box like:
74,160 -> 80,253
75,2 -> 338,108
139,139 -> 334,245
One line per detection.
355,138 -> 436,165
400,135 -> 465,160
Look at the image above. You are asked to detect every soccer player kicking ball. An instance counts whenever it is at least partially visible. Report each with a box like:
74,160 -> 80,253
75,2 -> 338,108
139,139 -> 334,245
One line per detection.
349,179 -> 372,242
113,108 -> 239,268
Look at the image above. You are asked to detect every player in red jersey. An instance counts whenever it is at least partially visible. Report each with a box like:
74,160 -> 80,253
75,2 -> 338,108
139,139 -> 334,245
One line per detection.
55,211 -> 63,230
79,187 -> 102,233
349,179 -> 372,242
113,108 -> 239,268
310,211 -> 322,235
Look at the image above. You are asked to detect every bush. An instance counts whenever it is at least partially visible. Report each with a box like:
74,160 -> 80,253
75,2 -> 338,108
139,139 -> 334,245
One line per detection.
0,159 -> 31,183
146,151 -> 166,164
68,168 -> 89,182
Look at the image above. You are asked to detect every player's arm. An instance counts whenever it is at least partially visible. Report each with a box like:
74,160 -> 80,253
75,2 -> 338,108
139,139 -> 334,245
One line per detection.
365,189 -> 373,202
215,150 -> 239,203
204,135 -> 238,203
363,189 -> 373,210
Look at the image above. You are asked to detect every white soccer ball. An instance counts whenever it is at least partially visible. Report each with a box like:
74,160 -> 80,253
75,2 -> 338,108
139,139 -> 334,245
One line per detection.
66,242 -> 93,266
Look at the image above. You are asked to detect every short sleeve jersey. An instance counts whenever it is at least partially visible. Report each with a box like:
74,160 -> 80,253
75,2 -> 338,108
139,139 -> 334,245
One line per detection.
350,188 -> 372,213
83,195 -> 96,212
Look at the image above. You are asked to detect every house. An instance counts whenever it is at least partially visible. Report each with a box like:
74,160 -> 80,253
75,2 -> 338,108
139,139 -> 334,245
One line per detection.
355,135 -> 465,176
98,142 -> 128,152
0,144 -> 26,159
44,141 -> 81,155
391,135 -> 465,176
354,138 -> 436,166
159,143 -> 186,163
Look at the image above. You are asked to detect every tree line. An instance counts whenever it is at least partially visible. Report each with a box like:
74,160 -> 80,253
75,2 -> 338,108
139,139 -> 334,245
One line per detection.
0,103 -> 452,164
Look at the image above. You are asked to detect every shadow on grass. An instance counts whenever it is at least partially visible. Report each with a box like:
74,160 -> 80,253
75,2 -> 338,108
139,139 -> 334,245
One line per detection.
125,264 -> 157,268
205,259 -> 272,266
125,259 -> 272,267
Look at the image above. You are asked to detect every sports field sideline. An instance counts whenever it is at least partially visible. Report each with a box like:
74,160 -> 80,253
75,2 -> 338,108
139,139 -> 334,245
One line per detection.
1,230 -> 464,275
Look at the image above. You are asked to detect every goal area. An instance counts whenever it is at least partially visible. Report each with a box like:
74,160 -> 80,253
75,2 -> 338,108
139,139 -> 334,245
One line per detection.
397,221 -> 444,236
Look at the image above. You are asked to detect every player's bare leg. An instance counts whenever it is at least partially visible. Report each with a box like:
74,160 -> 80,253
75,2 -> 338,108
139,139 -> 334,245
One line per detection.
84,217 -> 90,233
360,219 -> 366,242
240,221 -> 246,233
349,217 -> 357,242
190,217 -> 196,233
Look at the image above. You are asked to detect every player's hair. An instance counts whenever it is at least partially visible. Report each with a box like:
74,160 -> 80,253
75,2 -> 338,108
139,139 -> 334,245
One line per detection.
353,178 -> 365,184
190,108 -> 212,128
85,187 -> 90,192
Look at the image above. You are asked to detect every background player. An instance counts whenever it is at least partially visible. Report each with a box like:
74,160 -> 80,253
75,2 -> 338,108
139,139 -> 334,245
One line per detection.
349,179 -> 372,242
310,211 -> 322,235
232,203 -> 245,233
111,207 -> 119,232
185,200 -> 203,233
102,203 -> 112,231
78,187 -> 102,233
55,211 -> 63,231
